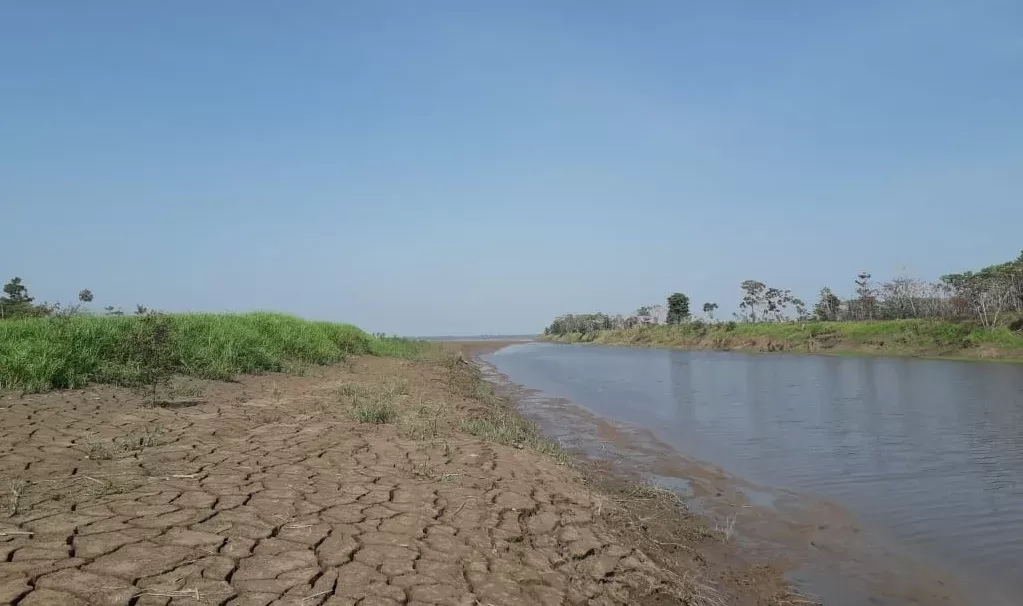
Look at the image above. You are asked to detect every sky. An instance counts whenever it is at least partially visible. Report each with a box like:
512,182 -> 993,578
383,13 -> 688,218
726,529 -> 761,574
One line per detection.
3,1 -> 1022,336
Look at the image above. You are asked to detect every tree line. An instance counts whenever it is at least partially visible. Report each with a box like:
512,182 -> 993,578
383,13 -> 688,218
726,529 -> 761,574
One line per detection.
0,276 -> 151,319
544,250 -> 1023,335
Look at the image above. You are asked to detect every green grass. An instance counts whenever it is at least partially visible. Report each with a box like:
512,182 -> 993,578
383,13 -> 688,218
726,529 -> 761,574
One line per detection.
542,319 -> 1023,360
0,312 -> 427,392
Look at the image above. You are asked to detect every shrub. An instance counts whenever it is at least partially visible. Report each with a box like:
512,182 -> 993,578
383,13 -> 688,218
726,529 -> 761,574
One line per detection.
352,400 -> 397,424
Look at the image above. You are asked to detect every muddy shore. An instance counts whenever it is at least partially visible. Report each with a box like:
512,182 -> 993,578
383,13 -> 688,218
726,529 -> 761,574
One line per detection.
0,344 -> 802,605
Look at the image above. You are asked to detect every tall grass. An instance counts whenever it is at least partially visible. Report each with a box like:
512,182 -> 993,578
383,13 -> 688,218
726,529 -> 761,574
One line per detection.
0,312 -> 423,392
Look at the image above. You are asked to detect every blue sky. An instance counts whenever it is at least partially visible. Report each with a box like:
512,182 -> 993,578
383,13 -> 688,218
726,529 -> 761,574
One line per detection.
3,1 -> 1021,335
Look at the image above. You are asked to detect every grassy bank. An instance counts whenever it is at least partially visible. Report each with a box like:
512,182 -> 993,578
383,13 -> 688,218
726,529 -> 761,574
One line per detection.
0,312 -> 428,392
541,319 -> 1023,360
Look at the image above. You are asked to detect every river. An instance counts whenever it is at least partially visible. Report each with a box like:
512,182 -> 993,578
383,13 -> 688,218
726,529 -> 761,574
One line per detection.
482,342 -> 1023,606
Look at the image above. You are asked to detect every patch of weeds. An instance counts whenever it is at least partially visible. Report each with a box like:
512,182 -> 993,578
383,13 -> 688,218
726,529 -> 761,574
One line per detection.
399,402 -> 441,440
453,367 -> 570,464
403,460 -> 435,479
338,382 -> 368,400
82,477 -> 133,498
169,381 -> 206,400
7,479 -> 28,516
460,410 -> 570,464
440,351 -> 464,369
86,441 -> 115,460
351,400 -> 397,424
466,377 -> 495,402
114,425 -> 166,453
383,377 -> 410,397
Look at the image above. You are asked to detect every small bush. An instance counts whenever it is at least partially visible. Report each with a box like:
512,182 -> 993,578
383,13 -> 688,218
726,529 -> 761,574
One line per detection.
125,313 -> 177,404
352,400 -> 397,424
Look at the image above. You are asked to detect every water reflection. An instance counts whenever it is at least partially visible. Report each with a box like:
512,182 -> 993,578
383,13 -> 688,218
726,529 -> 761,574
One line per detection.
486,344 -> 1023,602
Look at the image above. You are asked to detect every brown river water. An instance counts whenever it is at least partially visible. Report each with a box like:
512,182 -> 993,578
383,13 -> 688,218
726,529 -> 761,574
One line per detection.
480,343 -> 1023,606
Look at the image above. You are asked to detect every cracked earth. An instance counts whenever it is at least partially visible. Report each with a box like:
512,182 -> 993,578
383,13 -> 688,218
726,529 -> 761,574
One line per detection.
1,353 -> 791,605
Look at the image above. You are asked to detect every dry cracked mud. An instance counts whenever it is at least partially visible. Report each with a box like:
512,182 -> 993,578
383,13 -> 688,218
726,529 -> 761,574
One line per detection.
1,353 -> 796,605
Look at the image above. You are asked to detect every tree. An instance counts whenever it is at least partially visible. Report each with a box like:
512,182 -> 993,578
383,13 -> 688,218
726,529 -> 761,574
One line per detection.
635,306 -> 652,318
543,313 -> 613,336
78,289 -> 94,303
793,298 -> 808,321
1,277 -> 36,319
702,302 -> 719,321
666,293 -> 690,325
813,287 -> 841,321
738,280 -> 767,322
852,272 -> 875,320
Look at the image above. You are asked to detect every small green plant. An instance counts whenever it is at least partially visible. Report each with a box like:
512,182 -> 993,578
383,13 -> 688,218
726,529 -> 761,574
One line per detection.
351,400 -> 397,424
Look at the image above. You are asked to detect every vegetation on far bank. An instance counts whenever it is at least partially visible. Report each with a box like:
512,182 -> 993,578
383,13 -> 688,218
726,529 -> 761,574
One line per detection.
542,318 -> 1023,359
542,251 -> 1023,359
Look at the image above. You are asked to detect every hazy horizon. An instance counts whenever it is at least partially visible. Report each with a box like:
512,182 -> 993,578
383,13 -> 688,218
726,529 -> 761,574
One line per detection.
4,1 -> 1021,335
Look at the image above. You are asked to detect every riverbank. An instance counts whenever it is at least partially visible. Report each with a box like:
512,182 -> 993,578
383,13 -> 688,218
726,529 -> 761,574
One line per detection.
0,328 -> 801,604
540,319 -> 1023,361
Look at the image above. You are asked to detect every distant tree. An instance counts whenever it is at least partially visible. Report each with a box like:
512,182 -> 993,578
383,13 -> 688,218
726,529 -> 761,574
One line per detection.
543,313 -> 613,336
852,272 -> 876,320
738,280 -> 767,322
666,293 -> 691,325
635,306 -> 652,318
793,298 -> 808,321
104,305 -> 124,316
1,277 -> 36,319
813,287 -> 842,321
78,289 -> 94,303
702,302 -> 719,321
135,304 -> 149,316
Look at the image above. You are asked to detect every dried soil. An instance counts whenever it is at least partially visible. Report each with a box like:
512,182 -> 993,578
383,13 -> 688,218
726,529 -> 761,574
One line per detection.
1,352 -> 798,605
